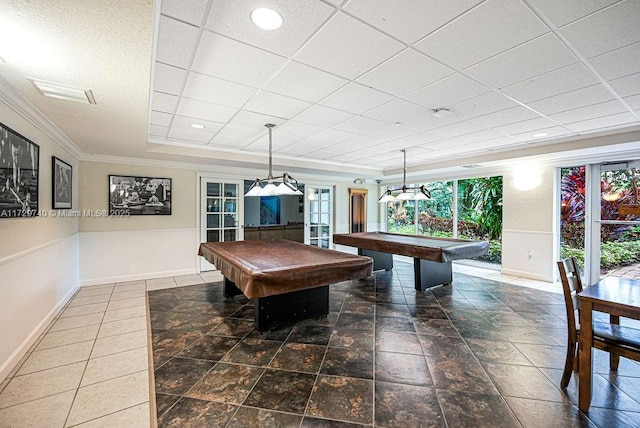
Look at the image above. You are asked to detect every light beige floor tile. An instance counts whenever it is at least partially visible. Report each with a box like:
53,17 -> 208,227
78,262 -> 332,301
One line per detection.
49,312 -> 104,333
112,282 -> 146,293
67,295 -> 111,308
115,280 -> 146,287
61,302 -> 108,318
106,297 -> 145,311
109,290 -> 145,301
82,283 -> 115,291
174,274 -> 205,286
91,330 -> 147,359
103,305 -> 146,323
81,348 -> 148,387
0,389 -> 75,427
146,276 -> 175,285
75,287 -> 113,298
68,402 -> 150,428
0,362 -> 85,409
17,341 -> 94,375
199,271 -> 223,282
66,370 -> 149,426
145,282 -> 177,291
98,316 -> 146,338
36,325 -> 100,351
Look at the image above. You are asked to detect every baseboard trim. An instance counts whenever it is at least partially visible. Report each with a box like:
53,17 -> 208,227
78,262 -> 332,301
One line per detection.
0,284 -> 79,383
80,268 -> 197,287
501,268 -> 552,283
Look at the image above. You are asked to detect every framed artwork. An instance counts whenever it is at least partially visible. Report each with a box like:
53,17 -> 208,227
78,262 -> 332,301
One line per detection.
52,157 -> 72,209
260,196 -> 280,225
0,122 -> 39,218
109,175 -> 171,216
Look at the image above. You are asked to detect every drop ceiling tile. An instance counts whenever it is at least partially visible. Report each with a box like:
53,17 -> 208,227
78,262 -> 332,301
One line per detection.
357,49 -> 453,96
449,91 -> 520,120
306,148 -> 346,159
406,73 -> 490,109
161,0 -> 209,26
304,128 -> 357,145
245,131 -> 298,151
549,100 -> 628,124
332,116 -> 387,134
172,114 -> 224,131
182,72 -> 257,107
363,99 -> 433,124
217,123 -> 265,140
151,92 -> 179,113
156,16 -> 199,69
470,136 -> 521,148
528,84 -> 615,115
276,120 -> 324,138
227,110 -> 284,130
464,33 -> 578,89
192,31 -> 287,87
525,0 -> 619,27
335,135 -> 385,150
559,1 -> 640,58
176,98 -> 237,123
150,111 -> 172,126
401,114 -> 460,132
608,72 -> 640,98
153,63 -> 188,95
345,0 -> 482,44
244,91 -> 310,119
294,12 -> 404,80
588,42 -> 640,81
428,120 -> 487,138
366,124 -> 420,140
204,0 -> 334,57
492,116 -> 559,135
149,125 -> 169,138
510,126 -> 573,142
563,112 -> 639,133
320,83 -> 394,114
500,63 -> 599,103
624,94 -> 640,110
208,134 -> 253,149
168,116 -> 222,143
167,128 -> 212,144
415,0 -> 547,70
293,105 -> 354,127
264,61 -> 348,102
471,106 -> 542,128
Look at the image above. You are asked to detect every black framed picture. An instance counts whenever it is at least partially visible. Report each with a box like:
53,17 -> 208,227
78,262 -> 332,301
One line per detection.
109,175 -> 171,216
0,122 -> 39,218
52,157 -> 72,209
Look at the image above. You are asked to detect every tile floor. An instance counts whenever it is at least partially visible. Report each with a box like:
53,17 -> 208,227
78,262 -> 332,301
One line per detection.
1,263 -> 638,427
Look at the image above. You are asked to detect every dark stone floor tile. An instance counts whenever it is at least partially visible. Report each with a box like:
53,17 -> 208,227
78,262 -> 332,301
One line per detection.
171,300 -> 221,314
413,318 -> 460,337
269,343 -> 326,373
306,375 -> 373,425
301,417 -> 364,427
375,293 -> 408,304
376,315 -> 416,332
409,306 -> 448,319
246,325 -> 293,341
320,347 -> 373,379
186,362 -> 264,404
375,351 -> 431,386
178,335 -> 240,361
208,318 -> 256,337
226,407 -> 303,428
375,381 -> 445,427
513,343 -> 567,370
483,362 -> 566,402
221,338 -> 281,366
229,304 -> 255,319
152,330 -> 202,357
466,338 -> 532,365
426,355 -> 498,395
155,393 -> 180,419
376,303 -> 411,318
376,330 -> 423,354
419,335 -> 473,358
335,313 -> 374,330
436,390 -> 520,428
153,353 -> 173,369
341,301 -> 374,316
244,369 -> 316,414
287,325 -> 333,345
173,314 -> 225,333
151,311 -> 197,330
505,397 -> 590,428
329,327 -> 374,350
157,397 -> 236,428
154,357 -> 215,395
500,326 -> 557,345
480,310 -> 530,326
584,406 -> 640,428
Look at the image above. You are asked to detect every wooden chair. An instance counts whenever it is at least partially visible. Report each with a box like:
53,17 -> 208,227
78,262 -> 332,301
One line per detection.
557,257 -> 640,388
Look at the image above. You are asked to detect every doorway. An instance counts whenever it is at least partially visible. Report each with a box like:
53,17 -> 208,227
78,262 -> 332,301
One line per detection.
305,185 -> 333,248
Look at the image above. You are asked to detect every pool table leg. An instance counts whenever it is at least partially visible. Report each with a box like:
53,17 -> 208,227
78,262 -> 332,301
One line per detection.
358,248 -> 393,271
255,286 -> 329,332
414,259 -> 452,291
223,277 -> 243,298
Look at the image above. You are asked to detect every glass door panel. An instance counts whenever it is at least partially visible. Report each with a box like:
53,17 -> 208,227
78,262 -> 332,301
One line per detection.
306,186 -> 333,248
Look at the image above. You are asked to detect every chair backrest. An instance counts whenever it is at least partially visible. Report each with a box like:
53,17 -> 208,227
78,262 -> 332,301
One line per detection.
557,257 -> 584,343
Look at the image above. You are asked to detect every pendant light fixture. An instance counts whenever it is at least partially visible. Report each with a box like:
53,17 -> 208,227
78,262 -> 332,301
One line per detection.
245,124 -> 303,197
378,149 -> 431,203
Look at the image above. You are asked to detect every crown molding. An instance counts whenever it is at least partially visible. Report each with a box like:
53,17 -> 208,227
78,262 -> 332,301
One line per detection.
0,74 -> 83,159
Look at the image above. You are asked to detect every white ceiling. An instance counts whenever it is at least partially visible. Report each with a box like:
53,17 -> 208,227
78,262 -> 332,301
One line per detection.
1,0 -> 639,181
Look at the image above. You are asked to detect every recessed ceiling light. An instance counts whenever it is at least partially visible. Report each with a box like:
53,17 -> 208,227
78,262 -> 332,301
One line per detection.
29,78 -> 96,104
432,108 -> 451,118
532,132 -> 549,138
250,8 -> 283,30
189,123 -> 205,129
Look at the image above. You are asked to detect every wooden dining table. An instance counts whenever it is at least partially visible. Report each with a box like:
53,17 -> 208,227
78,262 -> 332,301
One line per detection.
577,276 -> 640,412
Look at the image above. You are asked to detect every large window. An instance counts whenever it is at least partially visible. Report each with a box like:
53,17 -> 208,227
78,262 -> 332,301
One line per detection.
384,176 -> 503,266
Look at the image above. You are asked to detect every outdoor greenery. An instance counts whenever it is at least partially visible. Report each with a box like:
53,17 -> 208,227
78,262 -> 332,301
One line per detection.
560,166 -> 640,272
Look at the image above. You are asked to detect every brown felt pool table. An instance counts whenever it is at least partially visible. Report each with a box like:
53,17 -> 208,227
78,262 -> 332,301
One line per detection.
198,239 -> 372,331
333,232 -> 489,290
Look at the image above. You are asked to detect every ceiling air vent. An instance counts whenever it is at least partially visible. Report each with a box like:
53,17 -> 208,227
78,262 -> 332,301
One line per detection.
29,78 -> 96,104
462,164 -> 482,169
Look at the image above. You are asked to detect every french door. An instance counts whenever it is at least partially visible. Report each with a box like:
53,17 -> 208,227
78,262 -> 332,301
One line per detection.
305,185 -> 333,248
199,178 -> 243,271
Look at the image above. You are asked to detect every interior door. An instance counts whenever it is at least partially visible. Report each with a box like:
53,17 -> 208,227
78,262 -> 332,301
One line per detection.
200,178 -> 243,271
305,185 -> 333,248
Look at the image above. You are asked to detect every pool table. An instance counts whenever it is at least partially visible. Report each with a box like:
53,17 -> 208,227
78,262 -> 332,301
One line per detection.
333,232 -> 489,290
198,239 -> 372,331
